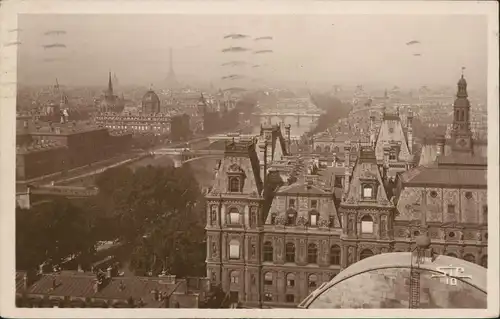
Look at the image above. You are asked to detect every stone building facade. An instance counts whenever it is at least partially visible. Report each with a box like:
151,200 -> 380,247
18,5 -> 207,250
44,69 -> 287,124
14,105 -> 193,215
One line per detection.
205,140 -> 265,308
394,74 -> 488,267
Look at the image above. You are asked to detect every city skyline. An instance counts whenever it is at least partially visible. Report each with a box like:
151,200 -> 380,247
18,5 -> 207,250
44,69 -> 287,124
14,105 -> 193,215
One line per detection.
16,14 -> 487,90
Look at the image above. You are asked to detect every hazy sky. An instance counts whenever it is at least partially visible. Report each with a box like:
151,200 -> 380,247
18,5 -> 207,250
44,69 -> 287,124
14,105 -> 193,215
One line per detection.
17,14 -> 487,90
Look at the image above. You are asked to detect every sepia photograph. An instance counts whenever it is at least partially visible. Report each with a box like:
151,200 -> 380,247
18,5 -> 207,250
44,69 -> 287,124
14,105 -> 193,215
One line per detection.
0,0 -> 498,318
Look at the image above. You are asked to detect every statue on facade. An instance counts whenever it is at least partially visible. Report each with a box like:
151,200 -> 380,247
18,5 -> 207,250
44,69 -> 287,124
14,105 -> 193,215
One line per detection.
275,215 -> 287,226
347,246 -> 354,265
297,216 -> 308,226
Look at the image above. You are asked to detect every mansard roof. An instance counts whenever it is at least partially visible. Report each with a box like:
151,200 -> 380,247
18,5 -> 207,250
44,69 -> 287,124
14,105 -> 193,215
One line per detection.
398,164 -> 486,188
342,147 -> 392,208
277,182 -> 332,196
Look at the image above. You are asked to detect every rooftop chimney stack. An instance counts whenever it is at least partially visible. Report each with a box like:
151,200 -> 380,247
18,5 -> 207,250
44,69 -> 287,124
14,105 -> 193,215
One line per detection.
383,143 -> 391,180
369,112 -> 376,147
436,136 -> 445,158
285,124 -> 291,154
343,141 -> 352,201
106,266 -> 113,279
407,110 -> 414,154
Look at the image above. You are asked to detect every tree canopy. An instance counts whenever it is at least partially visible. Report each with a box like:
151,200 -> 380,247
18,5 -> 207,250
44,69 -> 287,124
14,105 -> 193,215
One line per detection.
310,93 -> 352,135
16,198 -> 96,271
94,164 -> 206,277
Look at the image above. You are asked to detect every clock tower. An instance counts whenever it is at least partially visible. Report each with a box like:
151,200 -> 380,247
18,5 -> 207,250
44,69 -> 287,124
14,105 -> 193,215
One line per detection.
450,69 -> 474,154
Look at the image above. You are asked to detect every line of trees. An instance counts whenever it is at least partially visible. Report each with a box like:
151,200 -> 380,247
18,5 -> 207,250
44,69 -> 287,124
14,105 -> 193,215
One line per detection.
309,93 -> 352,136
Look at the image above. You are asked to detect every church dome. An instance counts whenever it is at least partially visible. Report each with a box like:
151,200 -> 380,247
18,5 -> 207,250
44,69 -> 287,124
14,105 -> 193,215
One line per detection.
142,90 -> 161,114
142,90 -> 160,104
298,252 -> 486,309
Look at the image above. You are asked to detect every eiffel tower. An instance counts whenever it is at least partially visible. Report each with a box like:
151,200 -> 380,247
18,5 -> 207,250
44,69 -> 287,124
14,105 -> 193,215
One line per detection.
166,47 -> 179,88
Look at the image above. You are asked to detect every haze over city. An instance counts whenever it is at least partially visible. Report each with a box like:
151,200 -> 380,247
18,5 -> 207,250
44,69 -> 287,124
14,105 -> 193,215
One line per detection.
17,14 -> 487,90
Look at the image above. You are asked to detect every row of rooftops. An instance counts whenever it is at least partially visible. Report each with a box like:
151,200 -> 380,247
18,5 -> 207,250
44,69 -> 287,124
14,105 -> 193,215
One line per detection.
16,269 -> 208,308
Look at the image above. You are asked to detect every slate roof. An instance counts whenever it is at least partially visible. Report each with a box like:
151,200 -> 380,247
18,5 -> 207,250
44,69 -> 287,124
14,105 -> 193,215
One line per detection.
342,147 -> 392,207
277,182 -> 331,196
399,165 -> 486,188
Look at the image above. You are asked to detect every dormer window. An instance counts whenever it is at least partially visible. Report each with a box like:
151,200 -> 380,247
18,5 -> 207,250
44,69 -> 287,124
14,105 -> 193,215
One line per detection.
229,177 -> 241,192
362,184 -> 374,199
310,200 -> 318,209
309,211 -> 319,227
389,149 -> 397,161
286,209 -> 297,226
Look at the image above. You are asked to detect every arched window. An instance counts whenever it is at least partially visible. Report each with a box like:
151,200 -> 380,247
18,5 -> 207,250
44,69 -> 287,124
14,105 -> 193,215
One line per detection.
286,273 -> 295,287
230,270 -> 240,284
285,243 -> 295,263
324,146 -> 331,153
229,239 -> 240,259
307,243 -> 318,264
286,209 -> 297,226
229,177 -> 240,192
463,254 -> 476,263
481,255 -> 487,268
315,145 -> 322,153
309,211 -> 319,227
359,249 -> 374,260
264,272 -> 273,286
361,215 -> 374,234
250,209 -> 257,227
308,274 -> 318,288
263,241 -> 273,262
228,208 -> 240,225
330,245 -> 341,265
333,146 -> 339,153
446,252 -> 458,258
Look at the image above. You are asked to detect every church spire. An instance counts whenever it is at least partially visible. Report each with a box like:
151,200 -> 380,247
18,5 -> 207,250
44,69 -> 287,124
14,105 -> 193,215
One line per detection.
457,67 -> 468,98
451,67 -> 473,154
107,71 -> 114,96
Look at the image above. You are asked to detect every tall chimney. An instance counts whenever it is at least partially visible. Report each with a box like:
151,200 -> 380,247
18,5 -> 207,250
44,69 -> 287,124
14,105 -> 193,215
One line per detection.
343,141 -> 352,200
106,266 -> 113,279
407,110 -> 413,154
436,135 -> 445,158
369,112 -> 376,147
263,139 -> 268,186
285,124 -> 291,154
383,143 -> 391,180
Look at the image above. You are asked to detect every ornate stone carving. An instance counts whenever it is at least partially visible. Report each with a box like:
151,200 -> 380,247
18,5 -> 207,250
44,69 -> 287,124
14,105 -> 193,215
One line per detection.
276,238 -> 283,258
299,239 -> 306,259
275,215 -> 287,226
347,246 -> 354,265
318,217 -> 330,228
322,240 -> 328,260
212,242 -> 217,257
297,216 -> 307,226
347,218 -> 354,234
476,231 -> 482,241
